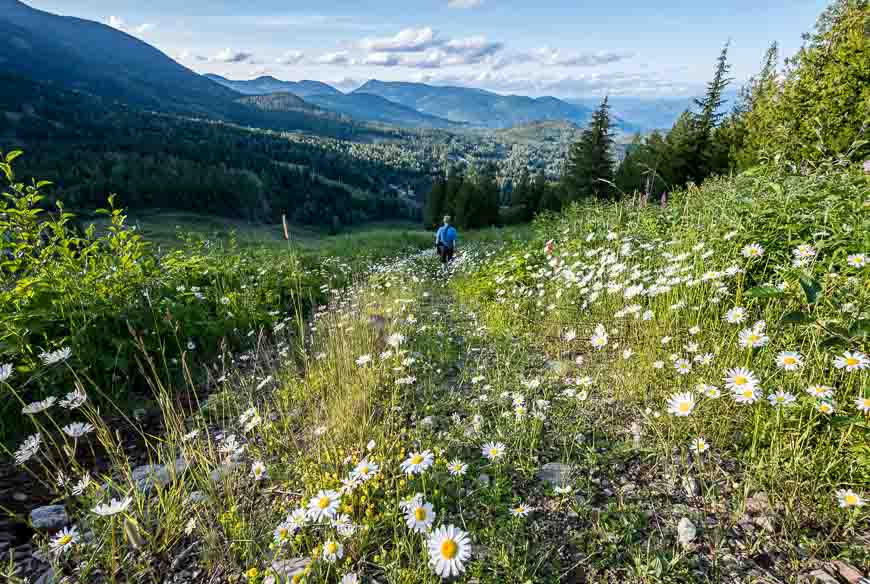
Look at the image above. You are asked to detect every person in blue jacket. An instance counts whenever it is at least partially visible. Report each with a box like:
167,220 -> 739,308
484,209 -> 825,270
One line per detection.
435,215 -> 457,264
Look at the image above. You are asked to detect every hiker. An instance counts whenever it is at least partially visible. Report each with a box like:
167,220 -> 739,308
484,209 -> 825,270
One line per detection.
435,215 -> 457,265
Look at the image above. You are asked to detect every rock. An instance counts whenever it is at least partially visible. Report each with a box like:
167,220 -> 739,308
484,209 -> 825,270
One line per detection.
677,517 -> 697,546
537,463 -> 573,487
271,558 -> 310,576
753,515 -> 775,533
832,561 -> 866,584
800,569 -> 840,584
188,491 -> 207,504
476,474 -> 490,487
12,492 -> 28,503
683,476 -> 700,498
30,505 -> 68,530
132,458 -> 189,493
745,492 -> 771,515
34,568 -> 55,584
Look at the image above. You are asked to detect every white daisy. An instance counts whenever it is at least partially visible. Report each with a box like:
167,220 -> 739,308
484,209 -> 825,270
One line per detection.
733,386 -> 760,404
307,489 -> 341,521
0,363 -> 12,382
836,489 -> 865,508
666,392 -> 695,416
674,359 -> 692,375
767,391 -> 796,407
447,460 -> 468,476
855,396 -> 870,413
49,526 -> 78,554
405,501 -> 436,533
511,503 -> 533,517
816,401 -> 836,415
401,450 -> 435,475
22,397 -> 57,415
339,574 -> 360,584
355,354 -> 372,367
741,243 -> 764,258
92,496 -> 133,516
427,524 -> 472,578
846,254 -> 866,268
481,441 -> 506,461
690,437 -> 709,454
351,459 -> 379,481
833,351 -> 868,372
59,388 -> 87,409
40,347 -> 72,365
775,351 -> 803,371
724,367 -> 759,392
62,422 -> 95,438
322,540 -> 344,562
806,384 -> 834,399
725,307 -> 747,324
250,461 -> 268,481
738,327 -> 769,349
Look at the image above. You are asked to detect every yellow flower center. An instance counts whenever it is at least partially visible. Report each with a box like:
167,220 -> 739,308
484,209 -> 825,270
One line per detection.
783,357 -> 796,365
360,466 -> 369,474
742,390 -> 753,399
58,534 -> 73,546
748,334 -> 759,342
440,538 -> 458,559
278,528 -> 288,540
489,448 -> 499,457
735,376 -> 747,385
862,399 -> 870,408
414,507 -> 427,521
411,454 -> 424,464
846,357 -> 859,366
844,494 -> 858,506
820,404 -> 831,412
326,542 -> 339,554
317,496 -> 331,509
292,575 -> 304,583
678,403 -> 690,413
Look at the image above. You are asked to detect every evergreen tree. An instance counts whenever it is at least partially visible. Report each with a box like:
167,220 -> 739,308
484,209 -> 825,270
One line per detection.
510,169 -> 538,221
536,172 -> 561,213
562,97 -> 616,201
423,175 -> 447,228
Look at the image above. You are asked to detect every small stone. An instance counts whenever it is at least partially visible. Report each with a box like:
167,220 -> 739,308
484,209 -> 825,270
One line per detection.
30,505 -> 68,530
831,561 -> 866,584
683,476 -> 700,497
800,569 -> 840,584
271,558 -> 310,576
12,492 -> 28,503
677,517 -> 697,546
745,492 -> 771,515
537,462 -> 572,487
477,473 -> 490,487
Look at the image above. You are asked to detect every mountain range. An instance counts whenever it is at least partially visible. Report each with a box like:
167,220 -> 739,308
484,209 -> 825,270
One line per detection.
1,0 -> 686,136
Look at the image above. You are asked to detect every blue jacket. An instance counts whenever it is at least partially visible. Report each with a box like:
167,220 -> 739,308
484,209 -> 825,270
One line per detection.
436,225 -> 457,248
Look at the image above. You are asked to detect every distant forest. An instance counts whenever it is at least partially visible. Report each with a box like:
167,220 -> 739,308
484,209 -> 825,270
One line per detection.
0,75 -> 428,229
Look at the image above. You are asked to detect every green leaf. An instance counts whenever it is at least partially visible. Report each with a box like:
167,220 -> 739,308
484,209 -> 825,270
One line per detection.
5,150 -> 22,163
818,336 -> 847,351
745,286 -> 785,299
798,275 -> 822,304
780,311 -> 810,325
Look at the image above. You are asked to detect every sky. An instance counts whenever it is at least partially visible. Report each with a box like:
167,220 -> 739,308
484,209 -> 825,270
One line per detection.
26,0 -> 829,98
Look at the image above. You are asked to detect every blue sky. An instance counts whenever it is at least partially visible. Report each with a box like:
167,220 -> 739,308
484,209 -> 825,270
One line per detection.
27,0 -> 829,97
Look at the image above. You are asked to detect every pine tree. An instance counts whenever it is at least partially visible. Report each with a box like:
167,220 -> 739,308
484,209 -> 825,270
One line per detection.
562,97 -> 616,201
510,169 -> 537,221
423,176 -> 447,228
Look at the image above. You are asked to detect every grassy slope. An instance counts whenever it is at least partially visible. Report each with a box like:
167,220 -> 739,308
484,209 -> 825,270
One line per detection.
5,164 -> 869,584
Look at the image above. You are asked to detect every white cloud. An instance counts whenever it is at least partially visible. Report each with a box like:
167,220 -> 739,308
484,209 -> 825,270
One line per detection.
448,0 -> 484,8
528,47 -> 633,67
107,15 -> 155,36
317,51 -> 354,65
360,27 -> 440,52
210,48 -> 256,63
276,50 -> 305,65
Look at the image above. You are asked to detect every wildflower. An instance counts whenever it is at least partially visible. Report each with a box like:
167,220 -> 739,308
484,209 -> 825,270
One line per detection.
554,485 -> 573,495
590,324 -> 608,349
322,540 -> 344,562
0,363 -> 12,382
724,367 -> 759,392
401,450 -> 435,475
738,327 -> 769,349
694,353 -> 714,366
833,351 -> 868,372
72,473 -> 91,496
355,354 -> 372,367
741,243 -> 764,258
286,508 -> 307,532
92,496 -> 133,516
307,490 -> 341,521
767,391 -> 796,407
855,396 -> 870,413
725,307 -> 747,324
447,460 -> 468,476
511,503 -> 533,517
186,340 -> 196,351
14,433 -> 41,465
699,384 -> 721,398
481,441 -> 506,461
689,326 -> 701,335
62,422 -> 95,438
660,336 -> 672,345
836,489 -> 865,508
184,517 -> 196,536
59,388 -> 87,409
775,351 -> 803,371
340,574 -> 359,584
690,437 -> 709,454
674,359 -> 692,375
733,386 -> 759,404
622,348 -> 634,360
806,384 -> 833,399
387,333 -> 405,348
405,500 -> 436,533
40,347 -> 71,365
50,527 -> 78,554
563,329 -> 577,342
427,525 -> 471,578
22,397 -> 57,415
250,461 -> 268,481
653,361 -> 665,369
816,401 -> 836,415
351,459 -> 379,481
846,253 -> 866,268
793,244 -> 816,259
666,392 -> 695,416
367,439 -> 376,451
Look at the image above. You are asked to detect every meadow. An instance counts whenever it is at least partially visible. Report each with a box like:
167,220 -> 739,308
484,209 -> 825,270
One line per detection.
1,153 -> 868,584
